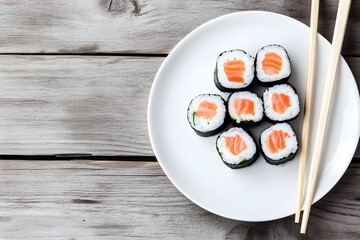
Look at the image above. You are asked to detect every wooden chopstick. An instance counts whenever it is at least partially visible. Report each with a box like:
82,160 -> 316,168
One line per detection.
300,0 -> 352,234
295,0 -> 320,224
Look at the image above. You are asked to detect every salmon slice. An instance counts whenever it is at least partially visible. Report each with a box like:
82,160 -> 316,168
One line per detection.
225,135 -> 248,155
262,52 -> 282,75
267,130 -> 290,153
195,101 -> 217,119
272,93 -> 291,114
224,60 -> 246,82
234,98 -> 255,116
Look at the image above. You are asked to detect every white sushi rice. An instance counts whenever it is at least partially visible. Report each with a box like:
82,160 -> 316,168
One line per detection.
260,123 -> 298,160
217,50 -> 255,89
256,45 -> 291,82
187,94 -> 226,132
217,128 -> 257,165
228,91 -> 263,123
263,84 -> 300,121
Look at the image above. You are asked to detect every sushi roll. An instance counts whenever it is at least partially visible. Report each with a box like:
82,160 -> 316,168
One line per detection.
214,49 -> 255,92
216,127 -> 259,169
187,94 -> 227,137
255,44 -> 291,86
260,123 -> 298,165
227,91 -> 263,127
263,84 -> 300,122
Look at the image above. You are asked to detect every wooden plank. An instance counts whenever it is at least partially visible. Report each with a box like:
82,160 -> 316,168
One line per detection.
0,55 -> 358,157
0,0 -> 358,55
0,160 -> 358,239
0,55 -> 162,156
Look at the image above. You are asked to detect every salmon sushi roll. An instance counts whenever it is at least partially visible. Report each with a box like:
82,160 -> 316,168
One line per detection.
187,94 -> 227,137
255,44 -> 291,86
216,127 -> 259,169
227,91 -> 263,127
214,49 -> 255,92
260,123 -> 298,165
263,84 -> 300,122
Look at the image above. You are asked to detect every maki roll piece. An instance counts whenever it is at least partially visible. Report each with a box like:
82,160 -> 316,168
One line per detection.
187,94 -> 227,137
227,91 -> 263,127
263,84 -> 300,122
260,123 -> 298,165
214,49 -> 255,92
216,127 -> 259,169
255,44 -> 291,86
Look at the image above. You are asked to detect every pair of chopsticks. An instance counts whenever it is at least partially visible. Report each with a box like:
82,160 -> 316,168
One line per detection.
295,0 -> 352,234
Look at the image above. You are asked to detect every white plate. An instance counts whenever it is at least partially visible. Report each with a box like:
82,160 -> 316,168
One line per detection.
148,11 -> 360,221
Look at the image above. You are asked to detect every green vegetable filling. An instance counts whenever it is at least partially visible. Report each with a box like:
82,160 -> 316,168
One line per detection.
240,158 -> 248,164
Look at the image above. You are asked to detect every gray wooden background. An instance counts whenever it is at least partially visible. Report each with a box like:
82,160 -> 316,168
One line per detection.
0,1 -> 359,239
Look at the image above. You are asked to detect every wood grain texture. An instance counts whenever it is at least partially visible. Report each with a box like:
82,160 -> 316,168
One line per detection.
0,160 -> 358,239
0,56 -> 162,156
0,0 -> 358,55
0,55 -> 358,157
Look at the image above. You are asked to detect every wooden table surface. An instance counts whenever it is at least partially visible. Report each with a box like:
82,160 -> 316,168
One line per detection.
0,1 -> 359,239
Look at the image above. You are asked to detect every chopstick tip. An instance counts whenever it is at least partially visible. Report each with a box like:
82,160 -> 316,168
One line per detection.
300,218 -> 308,234
295,212 -> 301,223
